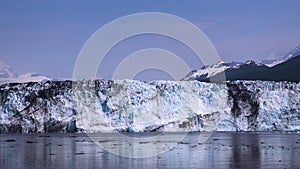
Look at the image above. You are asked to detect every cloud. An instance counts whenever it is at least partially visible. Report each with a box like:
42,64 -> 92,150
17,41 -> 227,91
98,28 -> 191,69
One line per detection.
0,60 -> 51,84
265,53 -> 277,60
0,60 -> 14,79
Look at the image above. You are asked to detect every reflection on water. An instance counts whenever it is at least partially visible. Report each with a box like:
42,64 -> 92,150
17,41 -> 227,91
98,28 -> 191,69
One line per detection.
230,133 -> 261,168
0,132 -> 300,169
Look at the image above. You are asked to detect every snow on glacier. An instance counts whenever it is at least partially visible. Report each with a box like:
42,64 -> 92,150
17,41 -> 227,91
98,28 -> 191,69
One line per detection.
0,80 -> 299,133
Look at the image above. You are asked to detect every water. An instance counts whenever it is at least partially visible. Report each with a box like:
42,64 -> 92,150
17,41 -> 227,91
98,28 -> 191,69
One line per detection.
0,132 -> 300,169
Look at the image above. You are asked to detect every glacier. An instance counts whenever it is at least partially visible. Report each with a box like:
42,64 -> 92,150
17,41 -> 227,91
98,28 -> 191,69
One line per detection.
0,80 -> 299,133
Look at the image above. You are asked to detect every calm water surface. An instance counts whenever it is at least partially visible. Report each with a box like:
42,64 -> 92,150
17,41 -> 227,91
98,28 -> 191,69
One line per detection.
0,132 -> 299,169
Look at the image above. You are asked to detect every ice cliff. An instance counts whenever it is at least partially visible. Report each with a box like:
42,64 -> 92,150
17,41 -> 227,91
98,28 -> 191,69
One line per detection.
0,80 -> 299,133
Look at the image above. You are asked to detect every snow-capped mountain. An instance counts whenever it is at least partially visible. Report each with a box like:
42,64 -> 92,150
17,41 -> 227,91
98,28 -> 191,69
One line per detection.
12,72 -> 51,84
182,60 -> 265,81
0,60 -> 51,84
261,44 -> 300,67
182,61 -> 243,81
0,79 -> 299,133
184,44 -> 300,82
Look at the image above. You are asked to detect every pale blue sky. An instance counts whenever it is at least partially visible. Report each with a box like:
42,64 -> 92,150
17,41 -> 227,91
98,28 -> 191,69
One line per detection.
1,0 -> 300,79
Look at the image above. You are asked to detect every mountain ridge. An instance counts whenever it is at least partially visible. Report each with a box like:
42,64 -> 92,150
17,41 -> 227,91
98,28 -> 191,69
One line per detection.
0,61 -> 51,84
184,44 -> 300,82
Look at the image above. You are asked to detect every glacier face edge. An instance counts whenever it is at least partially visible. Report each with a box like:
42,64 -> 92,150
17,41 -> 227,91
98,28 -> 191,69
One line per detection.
0,80 -> 299,133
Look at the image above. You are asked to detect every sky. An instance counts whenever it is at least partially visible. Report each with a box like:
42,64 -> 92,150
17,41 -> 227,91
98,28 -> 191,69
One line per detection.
1,0 -> 300,80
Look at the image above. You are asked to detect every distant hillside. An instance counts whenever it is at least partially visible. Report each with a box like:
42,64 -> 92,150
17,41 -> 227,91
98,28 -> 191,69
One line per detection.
184,44 -> 300,83
0,60 -> 51,84
209,55 -> 300,82
262,55 -> 300,82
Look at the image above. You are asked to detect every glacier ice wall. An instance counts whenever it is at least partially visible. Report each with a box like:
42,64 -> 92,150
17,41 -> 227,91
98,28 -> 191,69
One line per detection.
0,80 -> 299,133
